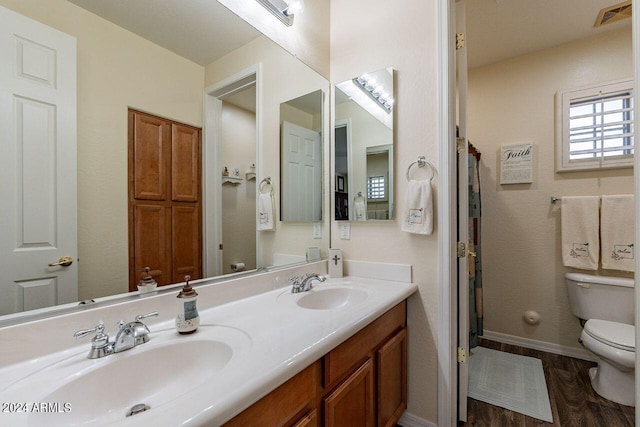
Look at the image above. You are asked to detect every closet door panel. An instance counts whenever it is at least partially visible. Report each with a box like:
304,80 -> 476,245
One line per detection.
172,205 -> 201,283
131,111 -> 170,201
172,124 -> 200,202
133,204 -> 172,286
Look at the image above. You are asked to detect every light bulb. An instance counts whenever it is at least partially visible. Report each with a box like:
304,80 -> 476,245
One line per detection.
285,0 -> 305,15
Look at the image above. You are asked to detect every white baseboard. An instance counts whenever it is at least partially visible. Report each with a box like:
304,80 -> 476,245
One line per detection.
398,412 -> 437,427
482,330 -> 598,362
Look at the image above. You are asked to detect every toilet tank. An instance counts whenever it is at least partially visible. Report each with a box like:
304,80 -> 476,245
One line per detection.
565,273 -> 635,325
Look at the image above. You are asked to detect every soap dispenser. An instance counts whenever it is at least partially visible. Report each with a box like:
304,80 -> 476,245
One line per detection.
175,275 -> 199,334
137,267 -> 157,293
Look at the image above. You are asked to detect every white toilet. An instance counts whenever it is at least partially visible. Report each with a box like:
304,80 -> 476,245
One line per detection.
565,273 -> 635,406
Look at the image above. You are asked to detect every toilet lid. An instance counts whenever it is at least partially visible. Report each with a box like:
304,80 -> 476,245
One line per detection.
583,319 -> 635,351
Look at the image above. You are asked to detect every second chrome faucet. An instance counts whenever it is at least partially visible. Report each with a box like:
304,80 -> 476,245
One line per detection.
291,273 -> 327,293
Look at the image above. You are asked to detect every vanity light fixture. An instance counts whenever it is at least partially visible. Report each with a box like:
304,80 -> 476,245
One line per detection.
256,0 -> 305,26
353,74 -> 394,113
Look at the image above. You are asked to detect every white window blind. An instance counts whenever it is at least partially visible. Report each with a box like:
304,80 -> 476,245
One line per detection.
556,79 -> 634,171
367,176 -> 385,199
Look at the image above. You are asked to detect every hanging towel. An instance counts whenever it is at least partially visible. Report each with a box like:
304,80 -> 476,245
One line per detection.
354,200 -> 366,221
257,192 -> 275,231
561,196 -> 600,270
601,195 -> 634,272
402,180 -> 433,235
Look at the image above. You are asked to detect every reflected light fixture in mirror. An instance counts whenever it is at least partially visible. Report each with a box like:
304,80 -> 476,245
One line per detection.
256,0 -> 305,26
353,74 -> 394,113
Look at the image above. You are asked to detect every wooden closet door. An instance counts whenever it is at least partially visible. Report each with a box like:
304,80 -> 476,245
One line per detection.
128,110 -> 201,290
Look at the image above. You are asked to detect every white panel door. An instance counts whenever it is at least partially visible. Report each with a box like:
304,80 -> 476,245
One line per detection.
0,6 -> 77,315
281,121 -> 322,221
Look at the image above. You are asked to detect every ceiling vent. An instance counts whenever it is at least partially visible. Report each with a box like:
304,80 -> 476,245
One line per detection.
595,1 -> 632,27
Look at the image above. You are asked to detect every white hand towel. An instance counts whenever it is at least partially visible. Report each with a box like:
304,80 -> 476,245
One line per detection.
561,196 -> 600,270
257,192 -> 275,231
354,200 -> 366,221
402,180 -> 433,235
601,194 -> 634,272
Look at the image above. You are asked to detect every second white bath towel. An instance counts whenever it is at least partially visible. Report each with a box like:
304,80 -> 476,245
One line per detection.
561,196 -> 600,270
601,195 -> 634,272
402,180 -> 433,235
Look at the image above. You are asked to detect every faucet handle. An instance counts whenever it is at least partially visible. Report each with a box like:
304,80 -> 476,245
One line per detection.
135,311 -> 159,322
74,322 -> 106,340
289,275 -> 303,284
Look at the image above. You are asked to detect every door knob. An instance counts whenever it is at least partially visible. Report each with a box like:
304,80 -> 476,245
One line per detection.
48,256 -> 74,267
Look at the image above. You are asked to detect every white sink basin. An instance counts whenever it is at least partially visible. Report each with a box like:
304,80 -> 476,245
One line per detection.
0,325 -> 251,426
32,340 -> 231,425
282,286 -> 368,310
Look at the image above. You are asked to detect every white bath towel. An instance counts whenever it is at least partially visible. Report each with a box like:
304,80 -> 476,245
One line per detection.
561,196 -> 600,270
402,180 -> 433,235
601,194 -> 634,272
354,200 -> 366,221
257,192 -> 275,231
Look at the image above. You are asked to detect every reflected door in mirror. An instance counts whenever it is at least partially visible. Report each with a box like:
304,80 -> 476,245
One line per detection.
0,8 -> 78,315
128,110 -> 202,291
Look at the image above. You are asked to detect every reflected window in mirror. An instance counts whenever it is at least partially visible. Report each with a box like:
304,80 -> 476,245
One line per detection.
334,67 -> 395,221
280,90 -> 324,222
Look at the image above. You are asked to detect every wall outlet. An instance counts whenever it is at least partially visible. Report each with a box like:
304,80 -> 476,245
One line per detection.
340,222 -> 351,240
313,222 -> 322,239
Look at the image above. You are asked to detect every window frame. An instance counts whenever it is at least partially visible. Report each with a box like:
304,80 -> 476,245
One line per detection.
555,78 -> 634,172
367,175 -> 386,200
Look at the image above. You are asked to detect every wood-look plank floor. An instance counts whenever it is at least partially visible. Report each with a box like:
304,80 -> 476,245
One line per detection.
460,338 -> 635,427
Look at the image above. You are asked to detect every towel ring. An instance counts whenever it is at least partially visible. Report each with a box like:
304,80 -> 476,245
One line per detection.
406,156 -> 435,182
259,177 -> 272,194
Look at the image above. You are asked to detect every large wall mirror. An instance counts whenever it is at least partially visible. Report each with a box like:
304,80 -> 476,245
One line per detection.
0,0 -> 329,322
334,67 -> 395,221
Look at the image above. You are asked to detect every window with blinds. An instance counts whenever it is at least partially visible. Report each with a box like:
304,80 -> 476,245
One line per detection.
556,79 -> 634,171
367,176 -> 385,199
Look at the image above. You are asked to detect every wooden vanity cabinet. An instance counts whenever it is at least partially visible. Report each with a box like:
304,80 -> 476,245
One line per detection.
224,301 -> 407,427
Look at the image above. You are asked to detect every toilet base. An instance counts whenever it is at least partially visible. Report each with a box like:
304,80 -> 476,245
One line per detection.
589,364 -> 635,407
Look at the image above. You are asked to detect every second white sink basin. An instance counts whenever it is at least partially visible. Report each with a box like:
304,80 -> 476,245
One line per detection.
282,286 -> 368,310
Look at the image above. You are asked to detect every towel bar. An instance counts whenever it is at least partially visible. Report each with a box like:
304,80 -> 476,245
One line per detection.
406,156 -> 435,182
259,177 -> 272,194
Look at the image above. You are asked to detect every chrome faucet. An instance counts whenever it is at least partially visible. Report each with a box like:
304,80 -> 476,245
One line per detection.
291,273 -> 326,293
74,311 -> 158,359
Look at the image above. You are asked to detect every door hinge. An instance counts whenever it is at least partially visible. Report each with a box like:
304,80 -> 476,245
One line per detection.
457,347 -> 467,363
456,137 -> 466,154
456,242 -> 466,258
456,33 -> 465,50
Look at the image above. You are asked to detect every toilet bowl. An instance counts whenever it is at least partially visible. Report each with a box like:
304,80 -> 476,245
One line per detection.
565,273 -> 635,406
580,319 -> 635,406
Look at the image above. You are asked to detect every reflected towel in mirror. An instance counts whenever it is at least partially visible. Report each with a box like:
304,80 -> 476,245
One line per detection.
402,180 -> 433,235
354,201 -> 366,221
258,193 -> 275,231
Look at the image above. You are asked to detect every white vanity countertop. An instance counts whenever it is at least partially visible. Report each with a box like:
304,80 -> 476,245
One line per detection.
0,276 -> 417,427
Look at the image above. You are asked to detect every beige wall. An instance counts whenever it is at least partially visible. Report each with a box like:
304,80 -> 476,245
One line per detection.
205,36 -> 330,267
218,0 -> 330,78
330,0 -> 440,422
221,103 -> 257,274
468,29 -> 634,350
0,0 -> 205,300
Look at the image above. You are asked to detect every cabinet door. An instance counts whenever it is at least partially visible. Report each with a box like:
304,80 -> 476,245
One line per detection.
172,205 -> 201,283
131,111 -> 170,201
171,123 -> 200,202
377,328 -> 407,427
324,358 -> 374,427
292,410 -> 318,427
133,204 -> 172,286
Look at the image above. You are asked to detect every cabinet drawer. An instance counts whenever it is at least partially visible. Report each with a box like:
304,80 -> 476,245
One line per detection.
224,361 -> 320,427
324,301 -> 405,388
